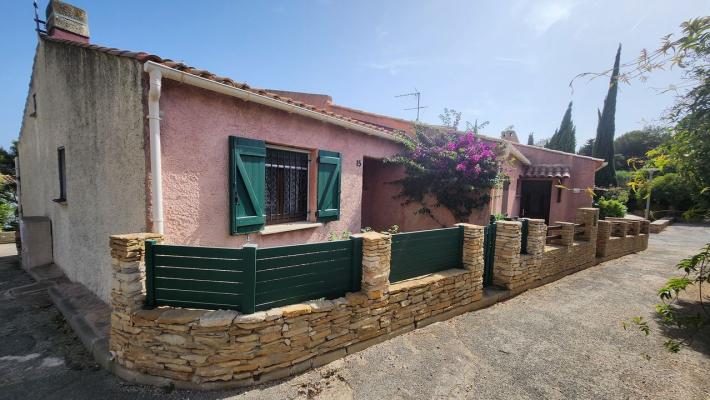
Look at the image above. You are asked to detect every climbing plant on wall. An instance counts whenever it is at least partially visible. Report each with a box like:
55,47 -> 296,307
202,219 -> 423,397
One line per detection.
387,125 -> 501,223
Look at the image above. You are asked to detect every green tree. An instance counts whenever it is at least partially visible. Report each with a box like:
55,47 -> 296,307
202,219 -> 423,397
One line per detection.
0,140 -> 18,230
606,17 -> 710,351
527,132 -> 534,145
614,126 -> 671,169
546,101 -> 576,153
593,44 -> 622,187
578,138 -> 595,156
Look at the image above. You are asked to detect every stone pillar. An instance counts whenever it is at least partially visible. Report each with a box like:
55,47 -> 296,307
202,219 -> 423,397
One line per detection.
359,231 -> 391,298
519,218 -> 546,285
556,222 -> 575,246
458,224 -> 485,299
492,221 -> 522,289
458,224 -> 484,274
596,221 -> 612,257
640,219 -> 650,235
109,233 -> 163,354
525,219 -> 546,256
628,220 -> 641,236
574,208 -> 599,242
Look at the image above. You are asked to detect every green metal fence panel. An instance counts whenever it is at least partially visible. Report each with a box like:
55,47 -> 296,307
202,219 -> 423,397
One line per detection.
242,245 -> 257,314
145,237 -> 360,313
483,216 -> 497,286
389,227 -> 463,283
255,239 -> 355,311
145,240 -> 156,308
149,243 -> 249,311
350,236 -> 363,292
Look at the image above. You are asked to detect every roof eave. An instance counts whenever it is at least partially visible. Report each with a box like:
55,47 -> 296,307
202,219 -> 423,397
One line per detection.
143,61 -> 398,143
511,141 -> 606,162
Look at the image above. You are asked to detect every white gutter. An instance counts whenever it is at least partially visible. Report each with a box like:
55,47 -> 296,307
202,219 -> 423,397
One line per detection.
595,161 -> 609,172
143,61 -> 397,142
146,67 -> 164,234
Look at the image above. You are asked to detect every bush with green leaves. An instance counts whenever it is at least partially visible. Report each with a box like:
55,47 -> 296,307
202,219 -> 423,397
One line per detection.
0,200 -> 15,231
636,173 -> 694,212
615,170 -> 632,186
600,186 -> 629,204
596,197 -> 627,219
627,242 -> 709,352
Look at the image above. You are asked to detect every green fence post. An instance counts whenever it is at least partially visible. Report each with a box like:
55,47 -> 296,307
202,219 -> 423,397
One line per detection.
520,218 -> 529,254
483,215 -> 497,287
350,236 -> 363,292
242,244 -> 257,314
144,239 -> 156,308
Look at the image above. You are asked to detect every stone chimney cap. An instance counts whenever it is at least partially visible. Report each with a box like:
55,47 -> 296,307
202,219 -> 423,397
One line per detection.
46,0 -> 89,40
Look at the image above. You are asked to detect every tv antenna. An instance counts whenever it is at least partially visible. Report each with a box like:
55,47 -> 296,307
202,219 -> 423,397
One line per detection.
395,89 -> 427,121
34,0 -> 47,35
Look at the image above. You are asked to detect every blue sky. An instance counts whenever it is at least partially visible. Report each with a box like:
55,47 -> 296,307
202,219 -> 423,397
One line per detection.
1,0 -> 707,151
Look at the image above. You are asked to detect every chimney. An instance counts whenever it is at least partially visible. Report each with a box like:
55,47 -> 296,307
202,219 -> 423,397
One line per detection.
501,128 -> 519,143
45,0 -> 89,43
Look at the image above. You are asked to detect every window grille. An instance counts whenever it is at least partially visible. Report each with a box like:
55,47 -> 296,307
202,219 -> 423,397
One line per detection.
265,148 -> 309,224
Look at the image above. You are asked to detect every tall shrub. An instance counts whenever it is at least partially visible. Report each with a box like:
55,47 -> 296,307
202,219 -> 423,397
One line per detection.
546,102 -> 576,153
593,44 -> 622,187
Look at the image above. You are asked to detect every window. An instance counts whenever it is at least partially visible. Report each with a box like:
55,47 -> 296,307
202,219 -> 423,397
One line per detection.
54,147 -> 66,203
264,147 -> 309,224
30,94 -> 37,117
229,135 -> 340,235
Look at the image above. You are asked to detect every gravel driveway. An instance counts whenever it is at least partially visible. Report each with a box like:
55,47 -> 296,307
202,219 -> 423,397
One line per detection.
1,224 -> 708,399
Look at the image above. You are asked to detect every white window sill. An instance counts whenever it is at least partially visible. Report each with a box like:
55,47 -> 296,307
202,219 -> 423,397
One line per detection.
261,222 -> 323,236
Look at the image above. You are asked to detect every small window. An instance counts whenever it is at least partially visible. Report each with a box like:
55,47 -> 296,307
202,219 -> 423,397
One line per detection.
53,147 -> 66,203
30,94 -> 37,117
265,147 -> 309,224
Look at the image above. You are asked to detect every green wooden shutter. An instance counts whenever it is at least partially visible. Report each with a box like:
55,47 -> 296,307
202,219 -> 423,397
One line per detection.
229,136 -> 266,234
316,150 -> 341,221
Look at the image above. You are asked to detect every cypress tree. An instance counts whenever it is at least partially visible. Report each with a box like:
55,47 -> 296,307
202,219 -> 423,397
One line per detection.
593,44 -> 621,187
546,101 -> 576,153
527,132 -> 534,145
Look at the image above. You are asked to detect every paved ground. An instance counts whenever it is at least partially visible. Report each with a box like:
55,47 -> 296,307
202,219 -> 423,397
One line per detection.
1,225 -> 709,400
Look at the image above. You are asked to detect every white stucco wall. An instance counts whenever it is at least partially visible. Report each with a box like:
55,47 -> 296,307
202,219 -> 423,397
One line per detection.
18,39 -> 147,302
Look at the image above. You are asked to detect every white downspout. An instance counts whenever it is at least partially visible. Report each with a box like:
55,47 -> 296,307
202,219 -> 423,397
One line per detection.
147,68 -> 164,234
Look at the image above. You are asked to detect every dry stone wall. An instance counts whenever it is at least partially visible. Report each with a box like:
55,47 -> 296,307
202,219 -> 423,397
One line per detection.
108,209 -> 650,388
110,226 -> 486,388
493,208 -> 647,291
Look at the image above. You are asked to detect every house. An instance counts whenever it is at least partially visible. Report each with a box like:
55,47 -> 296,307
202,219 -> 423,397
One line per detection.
17,1 -> 604,303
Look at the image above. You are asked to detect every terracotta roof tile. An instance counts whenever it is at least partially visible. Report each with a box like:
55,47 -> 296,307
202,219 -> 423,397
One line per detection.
524,164 -> 571,179
42,35 -> 394,138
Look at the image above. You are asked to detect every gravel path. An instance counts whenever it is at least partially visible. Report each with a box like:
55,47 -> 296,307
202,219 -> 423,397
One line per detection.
1,225 -> 708,399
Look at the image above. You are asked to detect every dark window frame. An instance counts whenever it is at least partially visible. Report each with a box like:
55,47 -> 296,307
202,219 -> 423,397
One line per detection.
53,147 -> 67,203
264,146 -> 309,225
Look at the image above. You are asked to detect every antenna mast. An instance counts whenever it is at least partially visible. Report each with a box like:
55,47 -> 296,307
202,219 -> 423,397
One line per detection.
34,0 -> 47,35
395,89 -> 427,121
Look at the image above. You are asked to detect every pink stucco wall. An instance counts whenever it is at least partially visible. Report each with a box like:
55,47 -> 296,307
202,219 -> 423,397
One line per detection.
155,81 -> 602,247
157,81 -> 403,247
510,143 -> 602,223
360,158 -> 491,232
